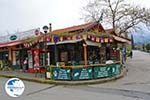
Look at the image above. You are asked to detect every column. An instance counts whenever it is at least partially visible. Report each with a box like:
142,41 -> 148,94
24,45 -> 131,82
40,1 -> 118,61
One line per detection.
8,47 -> 12,61
12,50 -> 16,65
83,43 -> 87,65
47,52 -> 50,66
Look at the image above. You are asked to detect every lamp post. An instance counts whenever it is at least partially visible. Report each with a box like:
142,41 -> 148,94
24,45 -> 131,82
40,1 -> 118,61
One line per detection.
42,26 -> 48,67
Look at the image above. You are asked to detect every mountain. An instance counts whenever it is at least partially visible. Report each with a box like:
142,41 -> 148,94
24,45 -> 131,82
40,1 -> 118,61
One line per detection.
133,32 -> 150,44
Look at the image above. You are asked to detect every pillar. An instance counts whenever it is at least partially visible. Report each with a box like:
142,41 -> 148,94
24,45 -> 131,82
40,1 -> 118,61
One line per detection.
8,47 -> 12,61
83,43 -> 87,65
12,50 -> 16,65
47,52 -> 50,66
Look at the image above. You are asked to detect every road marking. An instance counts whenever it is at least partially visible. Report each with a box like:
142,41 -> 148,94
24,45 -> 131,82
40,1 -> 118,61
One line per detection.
123,81 -> 150,85
65,86 -> 150,99
26,85 -> 57,96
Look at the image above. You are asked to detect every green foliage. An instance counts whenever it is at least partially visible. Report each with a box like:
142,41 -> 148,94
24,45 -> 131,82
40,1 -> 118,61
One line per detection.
25,31 -> 113,43
87,30 -> 113,37
146,44 -> 150,50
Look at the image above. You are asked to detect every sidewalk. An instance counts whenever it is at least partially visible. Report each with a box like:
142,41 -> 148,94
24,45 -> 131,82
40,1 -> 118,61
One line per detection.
0,70 -> 48,84
0,70 -> 45,80
0,68 -> 125,85
0,65 -> 126,85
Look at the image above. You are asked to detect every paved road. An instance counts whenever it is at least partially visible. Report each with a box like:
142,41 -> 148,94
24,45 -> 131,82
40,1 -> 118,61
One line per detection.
0,50 -> 150,100
90,50 -> 150,91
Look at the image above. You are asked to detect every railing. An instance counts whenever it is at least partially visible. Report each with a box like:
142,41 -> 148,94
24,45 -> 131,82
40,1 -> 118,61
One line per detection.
50,61 -> 122,81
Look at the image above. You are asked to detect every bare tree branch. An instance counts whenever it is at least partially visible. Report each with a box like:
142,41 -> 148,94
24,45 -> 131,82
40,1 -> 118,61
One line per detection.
81,0 -> 150,37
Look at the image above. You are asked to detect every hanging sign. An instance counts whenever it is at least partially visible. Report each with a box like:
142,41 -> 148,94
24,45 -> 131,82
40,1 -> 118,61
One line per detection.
67,36 -> 72,40
72,35 -> 76,40
109,38 -> 113,42
76,34 -> 82,39
60,36 -> 63,41
35,29 -> 40,35
45,37 -> 51,42
105,38 -> 108,42
87,34 -> 91,39
54,36 -> 59,43
91,35 -> 96,41
10,35 -> 17,41
100,38 -> 104,43
96,37 -> 100,42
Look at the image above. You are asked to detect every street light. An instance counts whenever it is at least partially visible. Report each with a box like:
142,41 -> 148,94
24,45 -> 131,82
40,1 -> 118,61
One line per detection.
42,25 -> 48,67
43,25 -> 49,79
43,26 -> 49,34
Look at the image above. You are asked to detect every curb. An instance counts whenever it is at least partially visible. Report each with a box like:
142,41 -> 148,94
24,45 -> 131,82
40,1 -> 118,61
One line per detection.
0,70 -> 125,85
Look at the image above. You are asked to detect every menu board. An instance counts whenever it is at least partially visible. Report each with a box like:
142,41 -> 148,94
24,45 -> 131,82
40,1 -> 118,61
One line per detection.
72,67 -> 92,80
111,64 -> 121,76
94,66 -> 111,78
51,64 -> 121,81
52,67 -> 71,80
94,64 -> 121,79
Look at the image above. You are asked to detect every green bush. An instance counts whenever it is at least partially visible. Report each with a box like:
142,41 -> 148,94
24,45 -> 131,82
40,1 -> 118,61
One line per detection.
146,44 -> 150,51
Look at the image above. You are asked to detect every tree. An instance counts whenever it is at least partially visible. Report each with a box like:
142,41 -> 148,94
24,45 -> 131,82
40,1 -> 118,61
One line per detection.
146,43 -> 150,51
81,0 -> 150,36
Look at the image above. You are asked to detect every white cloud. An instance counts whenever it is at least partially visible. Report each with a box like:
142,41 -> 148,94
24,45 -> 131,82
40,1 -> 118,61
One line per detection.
0,0 -> 90,35
0,0 -> 149,35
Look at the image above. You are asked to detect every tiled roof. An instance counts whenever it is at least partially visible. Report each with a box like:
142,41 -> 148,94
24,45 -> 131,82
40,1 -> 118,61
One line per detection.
105,28 -> 117,35
53,22 -> 100,33
0,40 -> 24,48
105,29 -> 113,33
105,28 -> 131,42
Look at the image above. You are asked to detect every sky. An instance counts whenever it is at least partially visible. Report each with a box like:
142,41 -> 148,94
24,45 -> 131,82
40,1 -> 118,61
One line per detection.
0,0 -> 149,36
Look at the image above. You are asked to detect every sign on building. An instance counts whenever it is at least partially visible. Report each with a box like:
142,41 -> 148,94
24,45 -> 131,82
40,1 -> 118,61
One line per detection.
0,28 -> 40,43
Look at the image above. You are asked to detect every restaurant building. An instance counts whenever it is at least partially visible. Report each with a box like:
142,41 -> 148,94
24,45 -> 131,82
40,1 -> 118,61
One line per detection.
23,22 -> 130,80
0,21 -> 131,80
0,28 -> 40,69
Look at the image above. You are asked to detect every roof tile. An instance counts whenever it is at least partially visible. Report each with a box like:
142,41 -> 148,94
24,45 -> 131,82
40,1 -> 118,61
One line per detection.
53,22 -> 97,33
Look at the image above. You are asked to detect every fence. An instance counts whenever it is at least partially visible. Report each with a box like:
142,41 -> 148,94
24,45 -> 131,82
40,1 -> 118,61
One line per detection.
50,62 -> 121,81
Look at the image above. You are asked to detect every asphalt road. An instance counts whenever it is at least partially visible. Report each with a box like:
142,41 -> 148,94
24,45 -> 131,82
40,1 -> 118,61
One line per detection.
0,50 -> 150,100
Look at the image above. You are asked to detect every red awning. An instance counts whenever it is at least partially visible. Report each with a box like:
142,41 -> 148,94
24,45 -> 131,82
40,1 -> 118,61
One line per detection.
0,41 -> 23,48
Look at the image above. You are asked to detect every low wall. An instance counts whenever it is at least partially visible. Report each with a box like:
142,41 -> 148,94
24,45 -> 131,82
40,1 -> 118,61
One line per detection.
50,62 -> 121,81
